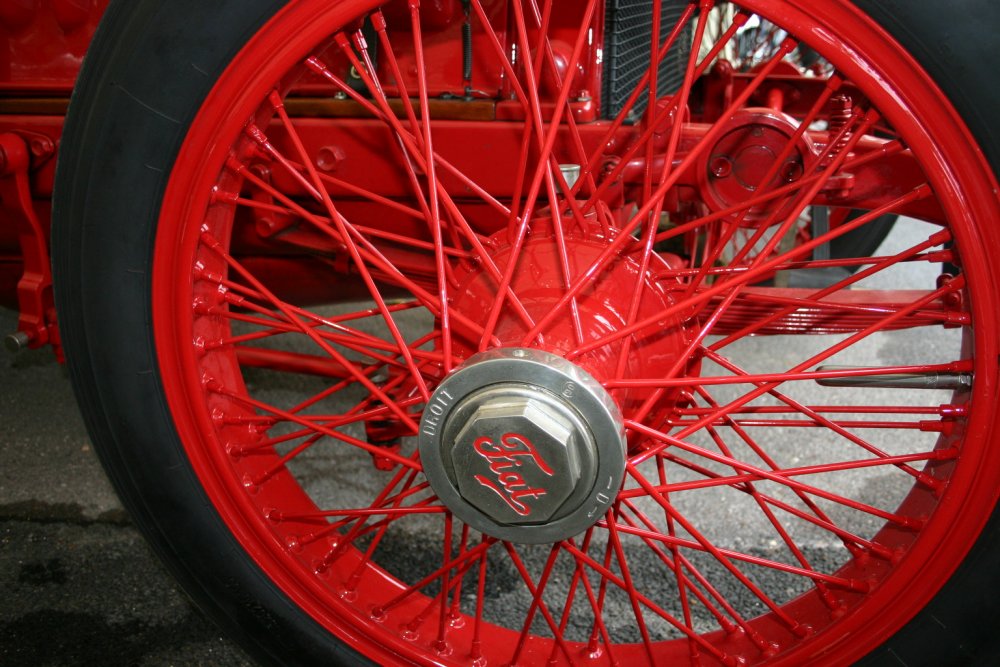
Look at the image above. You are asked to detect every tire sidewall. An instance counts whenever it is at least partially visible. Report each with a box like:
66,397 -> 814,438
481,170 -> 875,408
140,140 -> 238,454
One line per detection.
53,1 -> 372,665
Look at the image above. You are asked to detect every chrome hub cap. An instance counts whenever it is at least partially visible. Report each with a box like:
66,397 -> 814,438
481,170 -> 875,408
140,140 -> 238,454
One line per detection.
419,348 -> 626,544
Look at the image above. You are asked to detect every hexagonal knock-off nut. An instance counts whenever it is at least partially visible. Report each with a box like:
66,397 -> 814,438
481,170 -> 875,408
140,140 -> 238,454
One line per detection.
418,347 -> 625,545
451,396 -> 583,525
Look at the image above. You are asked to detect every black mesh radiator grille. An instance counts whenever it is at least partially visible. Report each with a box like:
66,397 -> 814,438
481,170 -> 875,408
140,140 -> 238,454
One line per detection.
602,0 -> 691,120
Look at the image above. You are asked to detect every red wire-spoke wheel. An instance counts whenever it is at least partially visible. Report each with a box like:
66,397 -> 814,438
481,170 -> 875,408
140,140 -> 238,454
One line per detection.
54,0 -> 1000,665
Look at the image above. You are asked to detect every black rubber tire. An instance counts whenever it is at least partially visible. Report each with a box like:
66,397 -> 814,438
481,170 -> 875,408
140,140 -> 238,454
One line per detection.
50,1 -> 371,665
848,3 -> 1000,663
51,1 -> 1000,665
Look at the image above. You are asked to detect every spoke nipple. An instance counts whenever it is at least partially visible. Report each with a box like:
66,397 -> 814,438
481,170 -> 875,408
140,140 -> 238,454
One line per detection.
199,229 -> 222,250
304,56 -> 327,74
241,473 -> 259,494
916,471 -> 945,491
192,298 -> 213,316
285,536 -> 302,553
939,403 -> 967,418
313,559 -> 328,574
265,508 -> 282,522
224,441 -> 244,457
244,124 -> 272,153
225,156 -> 246,174
757,640 -> 780,659
210,187 -> 238,205
791,623 -> 813,638
334,32 -> 351,50
370,606 -> 386,621
224,291 -> 246,306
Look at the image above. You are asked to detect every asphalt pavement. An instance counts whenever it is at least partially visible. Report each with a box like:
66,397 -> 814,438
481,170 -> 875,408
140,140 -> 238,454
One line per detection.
0,308 -> 252,666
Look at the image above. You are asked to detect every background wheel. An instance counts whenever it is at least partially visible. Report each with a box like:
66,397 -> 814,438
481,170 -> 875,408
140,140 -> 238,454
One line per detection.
53,1 -> 1000,665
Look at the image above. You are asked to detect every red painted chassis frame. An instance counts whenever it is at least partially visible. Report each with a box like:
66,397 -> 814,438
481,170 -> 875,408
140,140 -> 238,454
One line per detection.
0,0 -> 935,359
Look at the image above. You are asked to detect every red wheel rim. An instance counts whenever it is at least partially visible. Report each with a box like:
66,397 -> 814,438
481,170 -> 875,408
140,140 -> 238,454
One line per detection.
152,1 -> 1000,664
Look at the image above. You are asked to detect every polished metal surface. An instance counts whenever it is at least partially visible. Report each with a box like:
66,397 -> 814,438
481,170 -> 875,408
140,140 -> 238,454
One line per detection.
419,348 -> 625,544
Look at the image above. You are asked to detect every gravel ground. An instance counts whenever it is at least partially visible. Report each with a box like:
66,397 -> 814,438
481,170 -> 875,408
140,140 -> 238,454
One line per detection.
0,217 -> 973,665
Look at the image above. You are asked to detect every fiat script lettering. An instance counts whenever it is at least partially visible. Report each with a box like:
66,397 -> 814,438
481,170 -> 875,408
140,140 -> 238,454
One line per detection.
471,434 -> 555,516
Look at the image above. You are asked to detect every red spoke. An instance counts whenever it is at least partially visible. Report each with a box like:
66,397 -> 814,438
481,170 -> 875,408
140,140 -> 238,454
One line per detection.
265,94 -> 433,401
606,360 -> 968,389
277,506 -> 447,521
407,5 -> 453,373
625,426 -> 922,529
227,157 -> 458,320
696,416 -> 840,609
510,544 -> 562,665
372,538 -> 495,618
207,279 -> 448,366
246,397 -> 426,485
628,449 -> 953,498
700,348 -> 951,487
223,192 -> 471,259
710,228 -> 954,346
606,507 -> 657,665
579,9 -> 755,210
546,529 -> 619,665
649,140 -> 908,255
303,55 -> 539,332
199,230 -> 424,432
654,458 -> 701,662
521,35 -> 799,347
615,1 -> 712,383
623,465 -> 860,612
643,449 -> 895,559
559,539 -> 735,663
568,185 -> 935,360
469,536 -> 489,666
501,542 -> 576,665
207,380 -> 421,471
606,508 -> 869,593
618,503 -> 769,647
684,84 -> 859,299
478,0 -> 600,349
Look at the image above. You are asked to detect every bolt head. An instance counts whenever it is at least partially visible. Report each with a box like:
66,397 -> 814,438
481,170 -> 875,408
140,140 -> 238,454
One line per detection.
317,146 -> 346,172
449,396 -> 581,525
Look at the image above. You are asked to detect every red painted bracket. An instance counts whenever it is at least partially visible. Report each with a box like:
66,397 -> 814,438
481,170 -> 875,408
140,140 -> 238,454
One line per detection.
0,132 -> 60,359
